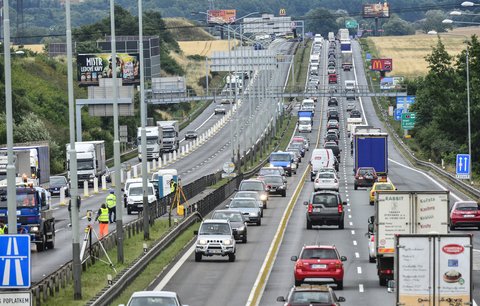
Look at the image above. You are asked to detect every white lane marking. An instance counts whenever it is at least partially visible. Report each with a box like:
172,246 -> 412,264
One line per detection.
349,222 -> 353,226
154,243 -> 195,291
351,230 -> 355,235
353,240 -> 357,246
355,252 -> 360,258
348,215 -> 352,219
347,208 -> 351,212
357,266 -> 362,274
179,112 -> 216,143
359,284 -> 364,292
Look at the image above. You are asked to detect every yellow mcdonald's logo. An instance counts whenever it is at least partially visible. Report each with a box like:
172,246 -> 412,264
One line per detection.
372,59 -> 382,70
279,8 -> 286,16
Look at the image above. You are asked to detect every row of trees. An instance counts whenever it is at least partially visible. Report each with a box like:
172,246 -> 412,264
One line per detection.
407,36 -> 480,173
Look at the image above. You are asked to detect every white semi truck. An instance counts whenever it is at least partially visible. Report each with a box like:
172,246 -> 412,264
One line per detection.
157,121 -> 179,153
137,126 -> 163,161
66,141 -> 106,186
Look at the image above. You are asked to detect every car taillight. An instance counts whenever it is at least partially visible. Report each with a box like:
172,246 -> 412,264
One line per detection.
315,179 -> 320,183
334,179 -> 338,183
380,269 -> 393,275
338,204 -> 343,213
371,191 -> 375,197
308,203 -> 313,214
370,235 -> 375,242
334,260 -> 343,268
358,176 -> 363,179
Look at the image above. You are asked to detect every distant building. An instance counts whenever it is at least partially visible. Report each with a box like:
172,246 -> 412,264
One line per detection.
242,14 -> 292,36
58,0 -> 86,4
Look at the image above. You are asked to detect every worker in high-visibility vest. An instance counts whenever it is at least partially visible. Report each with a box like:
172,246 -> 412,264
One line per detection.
95,203 -> 109,239
0,222 -> 7,235
106,189 -> 116,224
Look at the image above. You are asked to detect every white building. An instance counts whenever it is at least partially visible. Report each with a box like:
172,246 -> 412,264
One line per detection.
242,14 -> 293,36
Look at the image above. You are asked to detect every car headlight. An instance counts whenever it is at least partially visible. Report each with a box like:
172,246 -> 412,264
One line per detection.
223,239 -> 232,245
250,212 -> 258,217
30,226 -> 39,232
127,199 -> 134,205
198,239 -> 207,245
89,174 -> 95,179
237,226 -> 246,231
291,163 -> 297,169
260,194 -> 267,201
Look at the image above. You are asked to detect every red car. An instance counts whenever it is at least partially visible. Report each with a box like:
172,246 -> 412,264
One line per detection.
291,245 -> 347,289
450,200 -> 480,230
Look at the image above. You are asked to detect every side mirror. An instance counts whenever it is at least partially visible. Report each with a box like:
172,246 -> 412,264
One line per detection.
340,256 -> 347,261
387,280 -> 396,293
291,256 -> 298,261
338,297 -> 346,302
303,201 -> 308,206
225,204 -> 230,208
276,296 -> 286,302
121,188 -> 124,192
193,230 -> 198,235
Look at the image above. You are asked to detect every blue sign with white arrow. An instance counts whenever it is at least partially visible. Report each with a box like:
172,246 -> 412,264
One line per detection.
456,154 -> 471,179
394,108 -> 403,121
0,235 -> 31,288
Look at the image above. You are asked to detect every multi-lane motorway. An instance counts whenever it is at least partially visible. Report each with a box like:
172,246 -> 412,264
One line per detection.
148,38 -> 480,305
30,39 -> 295,282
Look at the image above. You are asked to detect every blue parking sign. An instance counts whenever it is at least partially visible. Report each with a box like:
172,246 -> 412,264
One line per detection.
0,235 -> 31,288
394,108 -> 403,121
456,154 -> 470,179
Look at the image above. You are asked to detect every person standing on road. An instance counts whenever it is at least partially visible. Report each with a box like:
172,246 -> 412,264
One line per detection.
95,203 -> 109,239
106,189 -> 116,224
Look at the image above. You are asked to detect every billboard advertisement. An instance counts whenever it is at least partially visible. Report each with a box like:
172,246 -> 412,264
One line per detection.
363,2 -> 390,18
207,9 -> 236,24
371,58 -> 393,72
77,53 -> 140,86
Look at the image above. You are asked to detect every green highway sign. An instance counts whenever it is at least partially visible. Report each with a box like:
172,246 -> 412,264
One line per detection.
401,112 -> 416,130
345,20 -> 358,29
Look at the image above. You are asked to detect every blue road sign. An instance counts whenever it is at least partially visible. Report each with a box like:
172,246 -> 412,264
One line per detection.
456,154 -> 471,179
394,108 -> 403,121
0,235 -> 31,288
396,96 -> 415,110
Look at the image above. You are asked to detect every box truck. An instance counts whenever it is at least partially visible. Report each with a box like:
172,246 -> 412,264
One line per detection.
66,141 -> 106,186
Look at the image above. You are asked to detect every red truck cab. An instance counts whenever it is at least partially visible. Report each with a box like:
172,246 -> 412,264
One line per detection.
328,73 -> 337,84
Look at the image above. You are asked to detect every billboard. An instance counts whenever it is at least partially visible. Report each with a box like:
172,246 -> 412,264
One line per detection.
380,76 -> 403,90
363,3 -> 390,18
207,10 -> 236,24
77,53 -> 140,86
371,58 -> 393,71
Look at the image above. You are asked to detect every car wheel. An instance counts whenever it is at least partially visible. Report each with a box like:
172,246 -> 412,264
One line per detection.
379,277 -> 387,287
369,201 -> 374,206
306,219 -> 312,230
369,256 -> 376,263
339,219 -> 344,229
294,279 -> 302,286
127,207 -> 131,215
195,252 -> 202,262
257,219 -> 261,226
242,235 -> 247,243
282,191 -> 286,197
336,281 -> 343,290
449,225 -> 455,231
354,184 -> 358,190
228,253 -> 236,262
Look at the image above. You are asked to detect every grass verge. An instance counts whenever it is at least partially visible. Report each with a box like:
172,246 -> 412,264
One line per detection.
286,41 -> 312,92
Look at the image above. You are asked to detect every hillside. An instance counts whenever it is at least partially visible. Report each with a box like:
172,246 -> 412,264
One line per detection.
164,18 -> 214,41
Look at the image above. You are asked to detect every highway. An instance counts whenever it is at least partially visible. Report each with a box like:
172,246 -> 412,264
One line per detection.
151,38 -> 480,306
30,39 -> 296,282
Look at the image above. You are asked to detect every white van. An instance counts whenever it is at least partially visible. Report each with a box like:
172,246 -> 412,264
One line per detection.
126,182 -> 157,215
301,99 -> 315,114
345,80 -> 356,93
310,148 -> 338,181
298,117 -> 312,133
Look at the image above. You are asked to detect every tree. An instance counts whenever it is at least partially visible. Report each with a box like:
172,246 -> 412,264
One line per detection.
305,8 -> 338,37
382,15 -> 415,36
419,10 -> 451,33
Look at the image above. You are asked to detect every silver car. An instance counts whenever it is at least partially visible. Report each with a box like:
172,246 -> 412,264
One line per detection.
233,191 -> 264,217
227,198 -> 262,226
194,219 -> 236,262
125,291 -> 188,306
314,171 -> 339,192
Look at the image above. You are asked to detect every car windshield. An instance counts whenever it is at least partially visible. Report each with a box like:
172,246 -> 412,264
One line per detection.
186,131 -> 196,135
263,176 -> 283,184
259,169 -> 279,176
240,182 -> 263,191
312,194 -> 338,207
270,153 -> 291,162
0,190 -> 37,208
235,192 -> 258,199
77,159 -> 94,170
375,184 -> 394,191
301,248 -> 337,259
290,291 -> 332,303
359,168 -> 374,175
128,296 -> 178,306
456,203 -> 479,211
212,211 -> 243,222
50,177 -> 66,186
138,136 -> 158,145
129,186 -> 154,196
230,200 -> 257,208
163,131 -> 175,138
199,223 -> 231,235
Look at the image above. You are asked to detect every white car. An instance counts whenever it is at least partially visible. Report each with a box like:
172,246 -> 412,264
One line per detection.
313,171 -> 339,192
318,167 -> 338,178
124,291 -> 188,306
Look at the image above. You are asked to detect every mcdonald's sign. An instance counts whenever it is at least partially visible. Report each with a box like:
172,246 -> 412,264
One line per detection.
279,8 -> 286,16
370,58 -> 393,72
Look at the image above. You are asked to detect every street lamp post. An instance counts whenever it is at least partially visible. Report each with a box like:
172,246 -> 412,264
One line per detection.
429,29 -> 472,183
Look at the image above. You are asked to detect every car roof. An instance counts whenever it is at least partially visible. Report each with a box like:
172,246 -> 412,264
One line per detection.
292,285 -> 332,292
130,291 -> 177,298
214,209 -> 241,214
129,182 -> 154,188
241,179 -> 263,183
304,245 -> 336,250
454,200 -> 478,206
125,178 -> 143,184
313,190 -> 340,195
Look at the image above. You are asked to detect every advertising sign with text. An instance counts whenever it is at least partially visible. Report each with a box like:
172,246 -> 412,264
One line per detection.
207,9 -> 236,24
76,53 -> 140,86
371,58 -> 393,71
363,3 -> 390,18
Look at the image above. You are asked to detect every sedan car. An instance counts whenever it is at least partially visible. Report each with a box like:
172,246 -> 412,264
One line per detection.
288,142 -> 306,157
184,130 -> 198,140
233,191 -> 264,217
277,285 -> 346,305
49,176 -> 70,197
257,166 -> 286,179
354,167 -> 378,190
450,200 -> 480,230
350,110 -> 362,118
324,133 -> 339,144
238,179 -> 269,208
261,174 -> 287,197
126,291 -> 188,306
292,136 -> 310,151
211,209 -> 248,243
369,180 -> 396,205
226,198 -> 262,226
346,101 -> 356,112
314,172 -> 339,192
291,245 -> 347,289
327,119 -> 339,130
328,97 -> 338,106
214,105 -> 227,115
304,191 -> 345,229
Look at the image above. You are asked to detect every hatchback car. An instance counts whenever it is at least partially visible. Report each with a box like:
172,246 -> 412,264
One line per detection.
304,191 -> 346,229
326,119 -> 339,130
291,245 -> 347,289
48,176 -> 70,197
289,142 -> 306,157
211,209 -> 248,243
327,109 -> 339,121
238,179 -> 269,208
328,97 -> 338,106
327,67 -> 336,74
450,200 -> 480,230
346,101 -> 356,112
125,291 -> 188,306
261,174 -> 287,197
277,285 -> 346,305
369,180 -> 396,205
314,172 -> 339,192
291,136 -> 310,151
214,105 -> 227,115
354,167 -> 378,190
226,198 -> 262,226
350,110 -> 362,118
184,130 -> 198,140
233,191 -> 264,217
326,129 -> 340,140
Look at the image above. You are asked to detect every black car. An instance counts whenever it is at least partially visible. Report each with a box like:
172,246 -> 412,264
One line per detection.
350,110 -> 362,118
328,97 -> 338,106
288,142 -> 305,157
304,190 -> 346,229
327,129 -> 340,140
211,210 -> 248,243
328,109 -> 339,121
325,133 -> 339,144
184,130 -> 198,140
49,176 -> 70,197
261,174 -> 287,197
324,141 -> 341,160
277,285 -> 346,305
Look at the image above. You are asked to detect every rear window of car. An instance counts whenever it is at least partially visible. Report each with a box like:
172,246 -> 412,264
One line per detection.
235,192 -> 258,199
240,182 -> 263,191
358,168 -> 374,175
291,291 -> 332,303
259,169 -> 279,176
375,184 -> 394,191
264,176 -> 283,184
318,173 -> 335,179
301,248 -> 338,259
456,203 -> 479,211
312,194 -> 338,207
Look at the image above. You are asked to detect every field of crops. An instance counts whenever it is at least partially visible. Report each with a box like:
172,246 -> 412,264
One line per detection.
178,40 -> 239,57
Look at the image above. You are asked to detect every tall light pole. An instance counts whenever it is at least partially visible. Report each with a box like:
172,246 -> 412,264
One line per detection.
430,29 -> 472,183
109,0 -> 124,263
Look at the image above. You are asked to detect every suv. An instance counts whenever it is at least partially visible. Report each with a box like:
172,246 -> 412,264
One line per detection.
327,109 -> 339,121
291,245 -> 347,289
194,219 -> 236,262
327,97 -> 338,106
277,285 -> 346,305
304,191 -> 346,229
211,210 -> 248,243
238,179 -> 269,208
354,167 -> 378,190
